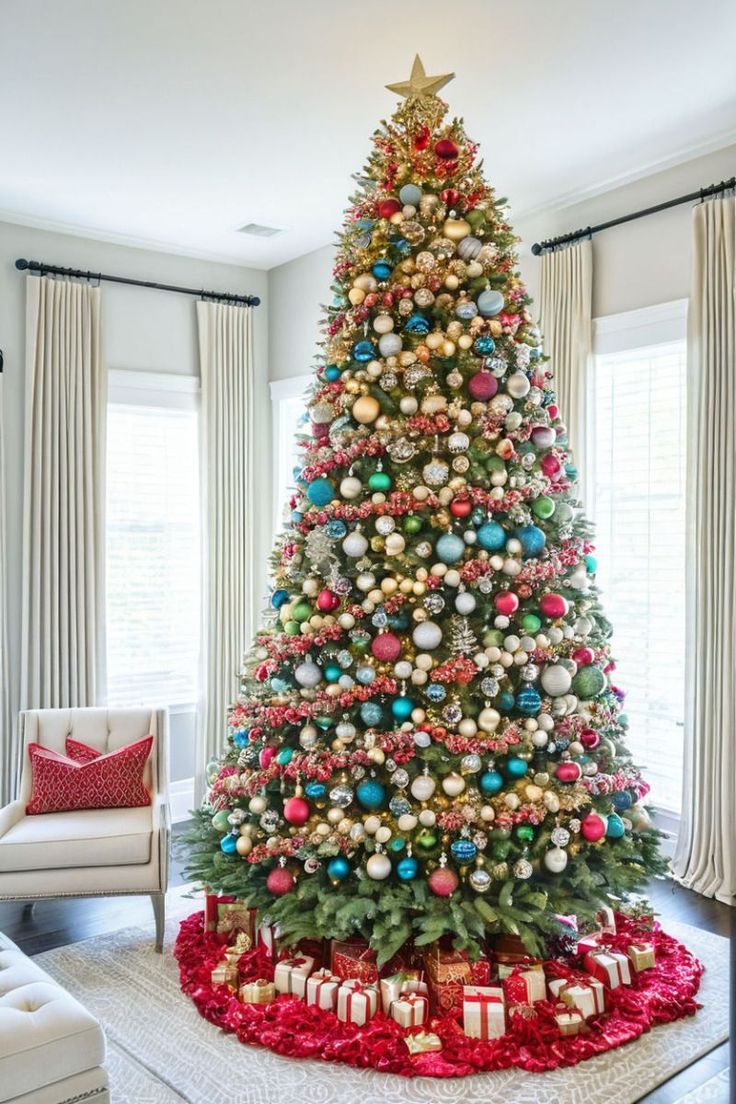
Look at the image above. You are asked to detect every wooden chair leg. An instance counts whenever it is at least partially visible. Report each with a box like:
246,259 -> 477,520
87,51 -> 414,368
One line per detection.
150,892 -> 165,952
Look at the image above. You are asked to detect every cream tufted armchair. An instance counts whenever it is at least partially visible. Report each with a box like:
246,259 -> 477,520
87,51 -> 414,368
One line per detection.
0,708 -> 170,950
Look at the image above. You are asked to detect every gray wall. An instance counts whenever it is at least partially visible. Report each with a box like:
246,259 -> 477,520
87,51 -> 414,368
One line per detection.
0,221 -> 270,782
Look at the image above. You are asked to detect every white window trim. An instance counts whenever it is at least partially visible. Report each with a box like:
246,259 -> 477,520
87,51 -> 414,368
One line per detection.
270,374 -> 311,535
109,368 -> 200,411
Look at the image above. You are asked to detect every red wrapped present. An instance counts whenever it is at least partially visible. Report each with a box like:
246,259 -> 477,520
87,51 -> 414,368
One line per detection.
424,945 -> 491,1016
576,931 -> 602,956
462,985 -> 506,1040
204,894 -> 257,946
330,938 -> 378,984
336,979 -> 379,1026
549,976 -> 605,1019
390,991 -> 429,1028
502,964 -> 546,1005
627,941 -> 656,972
584,949 -> 632,988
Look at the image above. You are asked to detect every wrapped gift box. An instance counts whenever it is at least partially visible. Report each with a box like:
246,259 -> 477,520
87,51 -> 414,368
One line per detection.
390,992 -> 429,1028
425,946 -> 491,1016
584,949 -> 632,988
210,958 -> 240,988
336,979 -> 379,1026
596,905 -> 617,934
330,938 -> 378,984
405,1031 -> 442,1056
555,1008 -> 584,1036
576,932 -> 602,956
502,964 -> 547,1005
627,941 -> 656,972
240,978 -> 276,1005
462,985 -> 506,1040
205,893 -> 257,946
305,968 -> 341,1011
549,976 -> 605,1019
379,971 -> 426,1015
274,954 -> 315,997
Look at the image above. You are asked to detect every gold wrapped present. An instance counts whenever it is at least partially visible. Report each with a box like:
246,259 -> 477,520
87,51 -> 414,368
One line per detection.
627,941 -> 656,972
404,1031 -> 442,1056
211,960 -> 239,988
240,978 -> 276,1005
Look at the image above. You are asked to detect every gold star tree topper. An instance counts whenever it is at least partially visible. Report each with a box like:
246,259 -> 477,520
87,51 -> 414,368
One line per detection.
386,55 -> 455,101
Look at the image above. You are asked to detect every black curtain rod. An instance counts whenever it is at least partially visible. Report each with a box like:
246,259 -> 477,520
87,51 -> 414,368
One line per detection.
14,258 -> 261,307
531,176 -> 736,255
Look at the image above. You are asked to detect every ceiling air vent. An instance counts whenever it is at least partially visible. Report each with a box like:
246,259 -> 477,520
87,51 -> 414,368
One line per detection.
237,222 -> 284,238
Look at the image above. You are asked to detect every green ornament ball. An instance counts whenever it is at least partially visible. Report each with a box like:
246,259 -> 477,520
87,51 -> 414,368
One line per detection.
521,613 -> 542,633
368,471 -> 392,492
415,829 -> 438,852
291,600 -> 312,623
284,620 -> 300,636
211,810 -> 230,833
403,515 -> 423,535
515,824 -> 535,843
571,665 -> 606,699
532,495 -> 555,520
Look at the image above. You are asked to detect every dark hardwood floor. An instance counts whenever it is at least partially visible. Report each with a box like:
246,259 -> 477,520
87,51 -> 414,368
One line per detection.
0,824 -> 730,1102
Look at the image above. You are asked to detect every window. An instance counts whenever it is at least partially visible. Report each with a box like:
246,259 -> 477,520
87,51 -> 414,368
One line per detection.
590,303 -> 687,813
106,371 -> 201,709
270,375 -> 311,537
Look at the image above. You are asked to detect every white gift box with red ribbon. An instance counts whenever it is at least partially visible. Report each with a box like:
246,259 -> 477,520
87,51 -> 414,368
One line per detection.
336,979 -> 379,1026
390,991 -> 429,1027
379,972 -> 428,1015
274,954 -> 315,997
549,976 -> 606,1019
584,949 -> 632,988
462,985 -> 506,1040
305,968 -> 341,1010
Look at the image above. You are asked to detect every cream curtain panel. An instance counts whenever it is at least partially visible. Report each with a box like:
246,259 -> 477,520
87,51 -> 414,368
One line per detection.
672,196 -> 736,906
20,276 -> 106,721
0,372 -> 12,804
538,239 -> 593,503
196,301 -> 256,800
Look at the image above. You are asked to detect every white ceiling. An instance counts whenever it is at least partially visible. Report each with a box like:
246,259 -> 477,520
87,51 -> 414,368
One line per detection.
1,0 -> 735,271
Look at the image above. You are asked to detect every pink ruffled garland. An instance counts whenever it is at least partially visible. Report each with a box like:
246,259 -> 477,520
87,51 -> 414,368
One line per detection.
174,912 -> 703,1078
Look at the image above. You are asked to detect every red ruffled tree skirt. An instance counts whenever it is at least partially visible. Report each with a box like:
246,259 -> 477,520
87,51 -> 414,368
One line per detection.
174,911 -> 703,1077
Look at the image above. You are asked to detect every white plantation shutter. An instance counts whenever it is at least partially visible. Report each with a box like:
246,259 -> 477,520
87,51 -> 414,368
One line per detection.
591,339 -> 687,812
106,377 -> 201,708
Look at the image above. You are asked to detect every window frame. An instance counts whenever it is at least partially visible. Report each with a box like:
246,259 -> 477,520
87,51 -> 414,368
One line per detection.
269,374 -> 311,538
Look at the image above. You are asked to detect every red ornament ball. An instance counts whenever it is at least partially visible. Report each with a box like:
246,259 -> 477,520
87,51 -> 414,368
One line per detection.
555,761 -> 582,783
317,588 -> 340,612
439,187 -> 463,209
283,796 -> 310,826
494,591 -> 519,616
259,745 -> 277,769
378,198 -> 401,220
428,866 -> 459,897
541,454 -> 562,478
468,370 -> 499,402
580,727 -> 601,750
580,813 -> 607,842
371,631 -> 402,662
572,646 -> 595,666
450,498 -> 472,518
266,867 -> 296,896
414,126 -> 430,151
540,593 -> 568,619
434,138 -> 459,161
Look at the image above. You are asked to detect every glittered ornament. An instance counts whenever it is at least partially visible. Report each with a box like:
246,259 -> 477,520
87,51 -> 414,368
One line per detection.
371,631 -> 401,662
356,779 -> 386,809
428,865 -> 459,896
307,478 -> 335,507
267,866 -> 295,895
412,621 -> 443,650
513,858 -> 533,879
572,665 -> 606,699
435,532 -> 466,564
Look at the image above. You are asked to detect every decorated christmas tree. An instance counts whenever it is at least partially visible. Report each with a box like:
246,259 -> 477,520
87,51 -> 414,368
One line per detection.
184,57 -> 665,966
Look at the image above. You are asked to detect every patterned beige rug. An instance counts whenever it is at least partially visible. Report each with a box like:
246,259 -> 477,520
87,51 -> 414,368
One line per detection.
33,888 -> 729,1104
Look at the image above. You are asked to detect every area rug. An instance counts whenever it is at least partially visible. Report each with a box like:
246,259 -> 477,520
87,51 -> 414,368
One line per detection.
34,890 -> 729,1104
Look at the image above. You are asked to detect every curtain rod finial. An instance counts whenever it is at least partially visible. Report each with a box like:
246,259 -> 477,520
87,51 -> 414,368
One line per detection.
15,258 -> 30,271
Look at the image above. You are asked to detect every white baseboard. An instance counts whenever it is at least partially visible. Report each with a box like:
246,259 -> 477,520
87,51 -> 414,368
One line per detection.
170,777 -> 195,824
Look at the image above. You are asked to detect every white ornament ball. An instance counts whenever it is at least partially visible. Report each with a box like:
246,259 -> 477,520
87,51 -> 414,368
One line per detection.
385,533 -> 406,556
540,664 -> 573,696
480,804 -> 495,822
455,591 -> 477,615
373,314 -> 394,334
340,476 -> 363,500
412,621 -> 443,650
249,795 -> 267,814
458,717 -> 478,738
398,813 -> 418,831
378,332 -> 402,357
543,846 -> 568,873
537,713 -> 555,732
544,792 -> 561,813
532,730 -> 549,748
411,774 -> 437,801
478,707 -> 501,732
394,660 -> 413,679
506,371 -> 531,399
441,772 -> 466,797
400,396 -> 418,415
374,825 -> 392,844
419,808 -> 437,826
295,661 -> 322,688
343,531 -> 368,557
364,815 -> 382,835
366,852 -> 392,880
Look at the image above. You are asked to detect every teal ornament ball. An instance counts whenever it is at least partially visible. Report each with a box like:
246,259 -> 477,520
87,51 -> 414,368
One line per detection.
480,769 -> 504,794
506,756 -> 529,779
585,554 -> 598,573
516,686 -> 542,715
571,666 -> 606,699
477,521 -> 506,551
305,782 -> 326,799
220,833 -> 238,855
391,696 -> 414,722
324,364 -> 342,382
435,532 -> 466,563
497,690 -> 515,712
450,839 -> 478,864
514,524 -> 546,559
271,589 -> 289,609
356,779 -> 386,810
372,260 -> 393,281
606,813 -> 626,839
477,289 -> 505,317
368,471 -> 392,492
276,748 -> 293,765
353,339 -> 376,362
360,701 -> 383,725
396,855 -> 418,881
399,183 -> 422,206
323,664 -> 342,682
232,729 -> 249,749
327,856 -> 350,880
307,478 -> 335,507
405,313 -> 430,334
612,789 -> 633,811
474,336 -> 496,356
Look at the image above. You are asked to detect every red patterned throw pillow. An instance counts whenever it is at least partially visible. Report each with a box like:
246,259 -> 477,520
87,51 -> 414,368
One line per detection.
65,736 -> 102,764
26,736 -> 153,815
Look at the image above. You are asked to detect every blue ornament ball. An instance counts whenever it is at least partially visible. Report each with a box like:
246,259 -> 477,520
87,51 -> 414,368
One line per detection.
456,300 -> 478,321
356,779 -> 387,810
514,524 -> 546,559
327,856 -> 350,880
611,790 -> 633,812
399,183 -> 422,206
307,478 -> 335,507
232,729 -> 249,749
220,833 -> 238,855
391,696 -> 415,722
372,260 -> 393,281
474,335 -> 496,356
356,665 -> 376,686
497,690 -> 515,712
323,664 -> 342,683
506,756 -> 529,779
477,521 -> 506,551
435,532 -> 466,563
324,365 -> 342,382
352,339 -> 376,363
450,839 -> 478,864
606,813 -> 626,839
305,782 -> 326,799
477,289 -> 505,317
405,313 -> 430,335
360,701 -> 383,725
271,589 -> 289,609
516,685 -> 542,715
396,855 -> 418,881
480,769 -> 504,795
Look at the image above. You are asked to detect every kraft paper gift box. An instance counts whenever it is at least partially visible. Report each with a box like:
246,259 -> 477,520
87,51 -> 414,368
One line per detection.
379,971 -> 427,1015
627,942 -> 656,972
390,992 -> 429,1028
584,949 -> 632,988
462,986 -> 506,1040
336,979 -> 379,1026
501,964 -> 547,1004
549,976 -> 606,1019
555,1008 -> 584,1036
240,978 -> 276,1005
330,938 -> 379,984
274,954 -> 315,997
305,968 -> 341,1011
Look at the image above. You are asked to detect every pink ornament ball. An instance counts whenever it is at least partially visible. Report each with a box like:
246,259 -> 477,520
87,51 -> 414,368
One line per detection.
467,370 -> 498,402
259,746 -> 277,769
494,591 -> 519,616
580,813 -> 607,842
555,761 -> 582,783
580,728 -> 601,750
317,588 -> 340,612
371,631 -> 402,662
283,796 -> 310,826
541,454 -> 562,478
428,866 -> 459,897
547,404 -> 559,420
266,867 -> 296,896
572,646 -> 595,666
540,593 -> 568,619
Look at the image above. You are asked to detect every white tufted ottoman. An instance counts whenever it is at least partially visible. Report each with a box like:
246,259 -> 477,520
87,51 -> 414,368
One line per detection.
0,932 -> 108,1103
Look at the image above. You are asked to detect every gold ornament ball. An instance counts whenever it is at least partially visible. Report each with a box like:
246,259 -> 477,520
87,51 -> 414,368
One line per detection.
443,218 -> 471,241
352,395 -> 381,423
235,835 -> 252,856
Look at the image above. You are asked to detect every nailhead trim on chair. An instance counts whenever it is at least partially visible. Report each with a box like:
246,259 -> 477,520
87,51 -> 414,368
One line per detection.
57,1090 -> 108,1104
